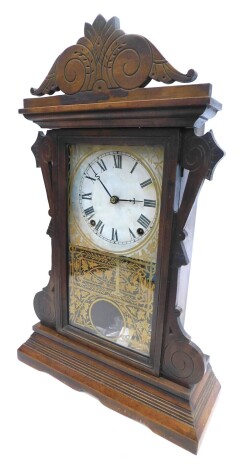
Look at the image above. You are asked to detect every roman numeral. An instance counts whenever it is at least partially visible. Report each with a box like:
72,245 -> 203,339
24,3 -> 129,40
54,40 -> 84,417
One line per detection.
97,159 -> 107,172
113,152 -> 122,169
95,220 -> 104,234
84,206 -> 95,217
111,228 -> 118,242
137,214 -> 151,229
85,175 -> 96,183
81,192 -> 92,200
129,228 -> 136,240
140,178 -> 152,188
130,161 -> 138,174
144,199 -> 156,208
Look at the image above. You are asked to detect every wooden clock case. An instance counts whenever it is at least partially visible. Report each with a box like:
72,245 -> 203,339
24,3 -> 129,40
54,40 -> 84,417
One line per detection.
18,15 -> 224,453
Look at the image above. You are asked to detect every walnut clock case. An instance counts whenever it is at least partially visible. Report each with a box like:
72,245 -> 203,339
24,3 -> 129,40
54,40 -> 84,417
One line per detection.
18,15 -> 224,454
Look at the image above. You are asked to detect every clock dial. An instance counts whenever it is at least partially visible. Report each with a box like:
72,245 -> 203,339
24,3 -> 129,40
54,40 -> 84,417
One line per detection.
74,150 -> 159,254
68,145 -> 164,355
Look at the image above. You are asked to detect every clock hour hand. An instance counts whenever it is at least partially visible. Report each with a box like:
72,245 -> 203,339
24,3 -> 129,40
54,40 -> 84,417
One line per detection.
118,198 -> 143,204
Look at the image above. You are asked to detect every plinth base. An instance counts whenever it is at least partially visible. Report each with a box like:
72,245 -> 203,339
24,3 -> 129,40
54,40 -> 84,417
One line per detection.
18,323 -> 220,454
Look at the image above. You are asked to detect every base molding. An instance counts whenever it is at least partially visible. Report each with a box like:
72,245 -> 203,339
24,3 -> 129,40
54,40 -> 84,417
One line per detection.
18,324 -> 220,454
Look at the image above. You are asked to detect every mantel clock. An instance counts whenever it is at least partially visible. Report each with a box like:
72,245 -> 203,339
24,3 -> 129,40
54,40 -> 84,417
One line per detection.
18,15 -> 224,453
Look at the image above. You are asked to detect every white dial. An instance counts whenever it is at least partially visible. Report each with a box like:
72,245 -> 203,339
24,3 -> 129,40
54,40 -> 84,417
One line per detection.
71,149 -> 159,254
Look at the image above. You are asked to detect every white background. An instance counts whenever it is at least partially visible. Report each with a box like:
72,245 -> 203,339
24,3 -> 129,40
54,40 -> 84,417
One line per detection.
1,1 -> 241,468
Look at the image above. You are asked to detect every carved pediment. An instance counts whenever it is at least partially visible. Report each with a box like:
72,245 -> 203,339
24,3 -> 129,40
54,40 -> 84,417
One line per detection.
31,14 -> 197,96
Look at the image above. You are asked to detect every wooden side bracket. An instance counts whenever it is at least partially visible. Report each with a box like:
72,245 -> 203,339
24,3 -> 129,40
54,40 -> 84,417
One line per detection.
31,131 -> 57,326
161,130 -> 224,386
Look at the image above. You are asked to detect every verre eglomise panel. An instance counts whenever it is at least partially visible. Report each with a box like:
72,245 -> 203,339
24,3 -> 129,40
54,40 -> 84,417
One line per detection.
68,144 -> 164,356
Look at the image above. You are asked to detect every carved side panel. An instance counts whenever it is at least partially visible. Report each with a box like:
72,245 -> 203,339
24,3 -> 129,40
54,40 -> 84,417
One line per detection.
31,132 -> 56,326
30,14 -> 197,96
161,130 -> 224,387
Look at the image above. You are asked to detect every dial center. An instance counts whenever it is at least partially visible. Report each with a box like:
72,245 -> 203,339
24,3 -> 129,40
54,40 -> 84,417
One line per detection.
110,195 -> 119,204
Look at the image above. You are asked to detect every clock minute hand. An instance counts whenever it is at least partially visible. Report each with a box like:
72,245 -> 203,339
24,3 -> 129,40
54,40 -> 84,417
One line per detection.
97,177 -> 112,197
89,164 -> 112,197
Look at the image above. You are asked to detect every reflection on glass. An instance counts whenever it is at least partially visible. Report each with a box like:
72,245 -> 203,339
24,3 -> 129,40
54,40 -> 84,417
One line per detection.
67,144 -> 164,356
68,245 -> 156,355
90,300 -> 124,338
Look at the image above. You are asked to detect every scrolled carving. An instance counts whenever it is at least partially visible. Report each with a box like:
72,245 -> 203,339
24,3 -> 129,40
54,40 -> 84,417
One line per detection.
55,44 -> 96,94
177,129 -> 224,235
164,345 -> 195,379
163,310 -> 206,385
182,129 -> 224,179
31,14 -> 197,96
103,34 -> 153,90
182,140 -> 208,173
34,271 -> 56,325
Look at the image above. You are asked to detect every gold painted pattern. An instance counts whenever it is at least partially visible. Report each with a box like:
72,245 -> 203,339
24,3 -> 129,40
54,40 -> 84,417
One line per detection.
69,245 -> 156,355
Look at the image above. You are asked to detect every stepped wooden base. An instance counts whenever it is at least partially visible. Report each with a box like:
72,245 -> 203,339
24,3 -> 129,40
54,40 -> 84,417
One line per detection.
18,324 -> 220,454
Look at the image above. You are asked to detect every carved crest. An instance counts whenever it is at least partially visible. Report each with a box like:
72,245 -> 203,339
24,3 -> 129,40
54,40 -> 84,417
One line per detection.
31,14 -> 197,96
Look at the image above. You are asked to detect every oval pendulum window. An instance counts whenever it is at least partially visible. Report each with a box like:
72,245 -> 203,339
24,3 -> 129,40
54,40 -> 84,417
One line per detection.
90,300 -> 125,339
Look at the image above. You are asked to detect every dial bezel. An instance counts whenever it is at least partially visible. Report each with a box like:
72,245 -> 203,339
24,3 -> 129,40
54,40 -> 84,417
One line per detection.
70,146 -> 162,257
